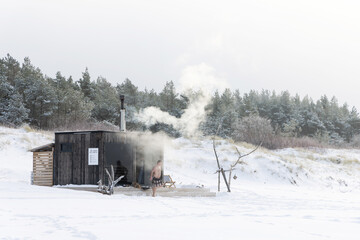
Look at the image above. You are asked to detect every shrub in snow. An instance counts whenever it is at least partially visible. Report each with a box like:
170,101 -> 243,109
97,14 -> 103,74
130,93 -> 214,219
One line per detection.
232,115 -> 274,148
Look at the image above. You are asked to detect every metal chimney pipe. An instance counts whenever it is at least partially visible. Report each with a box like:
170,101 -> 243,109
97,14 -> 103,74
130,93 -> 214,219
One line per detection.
120,95 -> 126,132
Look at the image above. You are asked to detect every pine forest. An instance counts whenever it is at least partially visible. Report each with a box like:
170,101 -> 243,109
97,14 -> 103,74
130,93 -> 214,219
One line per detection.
1,54 -> 360,149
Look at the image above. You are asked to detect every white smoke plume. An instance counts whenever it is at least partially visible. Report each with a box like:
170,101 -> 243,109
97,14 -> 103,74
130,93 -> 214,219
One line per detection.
136,63 -> 228,138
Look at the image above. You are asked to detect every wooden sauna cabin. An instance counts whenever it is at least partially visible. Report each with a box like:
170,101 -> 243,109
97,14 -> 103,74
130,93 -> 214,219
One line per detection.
31,131 -> 164,187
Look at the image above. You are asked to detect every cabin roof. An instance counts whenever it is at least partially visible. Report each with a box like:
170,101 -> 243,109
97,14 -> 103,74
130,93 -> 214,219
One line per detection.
29,143 -> 55,152
55,130 -> 120,135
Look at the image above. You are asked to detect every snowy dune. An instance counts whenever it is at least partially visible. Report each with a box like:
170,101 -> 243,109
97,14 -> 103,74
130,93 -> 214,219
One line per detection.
166,137 -> 360,192
1,126 -> 360,240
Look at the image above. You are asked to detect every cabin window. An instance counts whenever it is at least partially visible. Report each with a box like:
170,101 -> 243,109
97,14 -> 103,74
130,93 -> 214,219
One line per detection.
61,143 -> 73,152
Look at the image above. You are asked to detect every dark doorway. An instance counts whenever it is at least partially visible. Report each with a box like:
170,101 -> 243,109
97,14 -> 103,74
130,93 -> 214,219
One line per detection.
136,146 -> 145,185
104,143 -> 133,185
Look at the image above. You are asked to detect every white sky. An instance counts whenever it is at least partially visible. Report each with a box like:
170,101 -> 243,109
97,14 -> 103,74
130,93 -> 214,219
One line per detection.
1,0 -> 360,109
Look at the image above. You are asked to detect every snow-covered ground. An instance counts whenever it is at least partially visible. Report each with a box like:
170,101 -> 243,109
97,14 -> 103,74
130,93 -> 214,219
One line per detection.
1,126 -> 360,240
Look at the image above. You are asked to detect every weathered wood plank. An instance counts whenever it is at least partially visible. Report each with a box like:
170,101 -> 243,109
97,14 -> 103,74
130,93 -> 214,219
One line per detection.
35,159 -> 52,162
34,172 -> 52,176
72,134 -> 81,184
33,171 -> 52,174
32,148 -> 54,186
34,152 -> 52,155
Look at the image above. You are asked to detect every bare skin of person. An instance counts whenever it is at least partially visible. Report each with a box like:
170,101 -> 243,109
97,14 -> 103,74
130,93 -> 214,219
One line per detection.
150,160 -> 163,197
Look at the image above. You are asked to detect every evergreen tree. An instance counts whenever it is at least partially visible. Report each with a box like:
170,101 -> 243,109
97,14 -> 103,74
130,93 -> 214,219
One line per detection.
2,54 -> 21,86
257,90 -> 271,118
146,88 -> 161,107
219,88 -> 236,137
49,72 -> 93,128
286,94 -> 302,137
116,78 -> 145,129
242,90 -> 259,116
159,81 -> 179,115
299,96 -> 325,137
202,90 -> 222,136
61,87 -> 93,126
116,78 -> 139,107
0,75 -> 28,126
347,107 -> 360,141
138,88 -> 160,109
14,57 -> 56,128
78,68 -> 96,101
233,89 -> 244,118
92,77 -> 119,123
3,54 -> 360,145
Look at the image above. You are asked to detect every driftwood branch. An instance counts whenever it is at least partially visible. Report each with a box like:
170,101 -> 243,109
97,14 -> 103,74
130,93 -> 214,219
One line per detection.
98,165 -> 124,195
228,140 -> 263,188
213,124 -> 231,192
213,122 -> 263,192
213,124 -> 222,170
232,143 -> 262,168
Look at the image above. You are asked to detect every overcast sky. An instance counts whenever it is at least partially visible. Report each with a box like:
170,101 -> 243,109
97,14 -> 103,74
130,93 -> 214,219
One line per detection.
2,0 -> 360,109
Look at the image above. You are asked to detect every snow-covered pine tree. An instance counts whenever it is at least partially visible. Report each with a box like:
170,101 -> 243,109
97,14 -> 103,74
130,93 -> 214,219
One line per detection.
78,67 -> 96,101
48,72 -> 93,128
92,76 -> 120,124
14,57 -> 57,128
2,54 -> 21,86
0,76 -> 28,126
116,78 -> 139,107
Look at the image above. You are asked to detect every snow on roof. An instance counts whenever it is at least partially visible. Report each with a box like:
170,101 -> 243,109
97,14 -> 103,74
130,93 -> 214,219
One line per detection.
29,143 -> 55,152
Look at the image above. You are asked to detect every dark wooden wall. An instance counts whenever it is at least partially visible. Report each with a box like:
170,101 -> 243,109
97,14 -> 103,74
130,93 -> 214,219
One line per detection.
54,132 -> 102,185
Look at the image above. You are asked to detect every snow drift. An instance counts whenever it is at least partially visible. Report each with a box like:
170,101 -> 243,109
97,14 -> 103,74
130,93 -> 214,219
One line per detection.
1,126 -> 360,240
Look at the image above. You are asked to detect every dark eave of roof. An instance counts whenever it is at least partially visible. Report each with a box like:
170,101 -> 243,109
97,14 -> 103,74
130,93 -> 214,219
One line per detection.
55,130 -> 121,135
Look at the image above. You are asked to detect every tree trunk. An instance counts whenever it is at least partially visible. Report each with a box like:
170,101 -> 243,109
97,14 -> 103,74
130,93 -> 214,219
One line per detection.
220,168 -> 231,192
228,169 -> 233,188
218,172 -> 220,192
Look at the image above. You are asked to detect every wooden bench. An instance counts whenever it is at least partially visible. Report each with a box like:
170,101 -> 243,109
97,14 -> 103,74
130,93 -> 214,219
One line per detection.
163,175 -> 176,188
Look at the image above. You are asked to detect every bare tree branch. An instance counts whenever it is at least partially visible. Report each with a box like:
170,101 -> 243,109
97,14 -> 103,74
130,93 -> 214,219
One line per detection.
213,120 -> 263,192
213,124 -> 222,170
231,141 -> 262,169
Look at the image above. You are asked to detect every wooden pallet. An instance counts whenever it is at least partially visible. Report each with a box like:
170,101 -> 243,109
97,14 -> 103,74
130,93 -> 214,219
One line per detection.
33,151 -> 53,186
